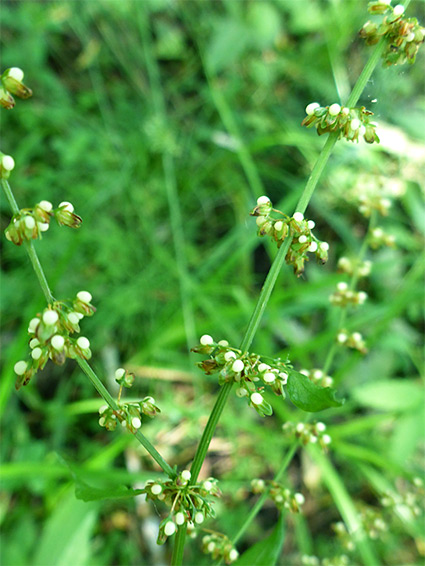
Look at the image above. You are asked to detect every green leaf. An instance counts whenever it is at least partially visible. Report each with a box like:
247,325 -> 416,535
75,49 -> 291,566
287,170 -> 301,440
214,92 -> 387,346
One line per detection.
352,379 -> 423,412
236,513 -> 285,566
74,476 -> 144,502
287,370 -> 344,412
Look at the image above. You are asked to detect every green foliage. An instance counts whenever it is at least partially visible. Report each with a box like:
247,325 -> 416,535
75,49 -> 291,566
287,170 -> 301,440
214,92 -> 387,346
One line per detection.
287,370 -> 344,412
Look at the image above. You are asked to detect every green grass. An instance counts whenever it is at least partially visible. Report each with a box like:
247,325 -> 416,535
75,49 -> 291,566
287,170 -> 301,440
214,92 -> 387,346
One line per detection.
1,1 -> 424,565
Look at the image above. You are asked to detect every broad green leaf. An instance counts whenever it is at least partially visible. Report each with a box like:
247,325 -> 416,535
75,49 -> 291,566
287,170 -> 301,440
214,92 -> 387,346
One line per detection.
33,490 -> 97,566
351,379 -> 423,412
73,474 -> 144,502
236,513 -> 285,566
287,370 -> 344,412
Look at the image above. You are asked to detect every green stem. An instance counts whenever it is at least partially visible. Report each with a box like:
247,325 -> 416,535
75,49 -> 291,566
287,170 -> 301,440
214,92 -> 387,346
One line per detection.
2,178 -> 175,479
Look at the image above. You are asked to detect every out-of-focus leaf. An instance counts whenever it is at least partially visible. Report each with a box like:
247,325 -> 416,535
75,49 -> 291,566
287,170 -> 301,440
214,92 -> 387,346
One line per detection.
236,513 -> 285,565
351,379 -> 422,412
287,370 -> 344,412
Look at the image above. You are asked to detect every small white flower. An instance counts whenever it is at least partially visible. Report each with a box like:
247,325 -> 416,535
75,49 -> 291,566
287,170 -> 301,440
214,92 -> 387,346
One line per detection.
59,201 -> 74,212
194,512 -> 204,524
359,125 -> 366,136
352,332 -> 362,342
98,417 -> 106,426
350,118 -> 361,131
224,350 -> 237,361
218,339 -> 229,346
298,235 -> 308,244
24,216 -> 35,229
328,103 -> 341,116
258,363 -> 270,372
115,368 -> 126,380
28,317 -> 40,333
67,312 -> 80,325
312,369 -> 324,379
151,483 -> 162,495
251,392 -> 263,405
37,222 -> 49,232
207,541 -> 216,552
229,549 -> 239,562
132,417 -> 142,429
51,335 -> 65,351
307,220 -> 315,229
181,469 -> 191,481
39,200 -> 53,212
99,404 -> 108,414
341,107 -> 350,115
279,372 -> 288,384
164,521 -> 176,536
29,338 -> 40,349
274,220 -> 284,232
357,291 -> 368,304
308,241 -> 318,252
380,198 -> 391,209
203,480 -> 213,491
14,360 -> 28,375
393,4 -> 404,16
2,155 -> 15,171
232,359 -> 244,373
305,102 -> 320,116
294,492 -> 305,505
406,32 -> 415,42
320,242 -> 329,251
300,369 -> 309,376
175,512 -> 185,525
77,290 -> 92,303
263,372 -> 276,383
42,310 -> 59,326
372,227 -> 384,238
7,67 -> 24,81
337,332 -> 348,343
337,281 -> 348,292
77,336 -> 90,350
296,422 -> 305,433
322,434 -> 332,445
256,215 -> 267,227
236,387 -> 248,397
257,195 -> 271,206
293,212 -> 304,223
31,347 -> 42,360
316,422 -> 326,432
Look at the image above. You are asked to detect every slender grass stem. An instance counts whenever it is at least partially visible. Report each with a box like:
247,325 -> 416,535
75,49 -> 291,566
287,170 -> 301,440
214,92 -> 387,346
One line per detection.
1,179 -> 175,479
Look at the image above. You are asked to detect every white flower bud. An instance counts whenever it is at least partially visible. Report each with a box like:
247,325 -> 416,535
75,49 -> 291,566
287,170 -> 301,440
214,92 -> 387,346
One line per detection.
337,282 -> 348,292
2,155 -> 15,171
29,338 -> 40,349
194,512 -> 204,524
296,422 -> 305,433
320,242 -> 329,251
224,351 -> 237,361
406,32 -> 415,42
274,220 -> 284,232
312,369 -> 324,379
229,549 -> 239,562
357,291 -> 368,304
359,125 -> 366,136
294,492 -> 305,505
39,200 -> 53,212
151,483 -> 162,495
293,212 -> 304,223
279,372 -> 288,384
300,369 -> 309,376
181,469 -> 191,481
8,67 -> 24,81
14,360 -> 28,375
308,241 -> 318,252
67,312 -> 80,325
28,317 -> 40,333
263,372 -> 276,383
37,222 -> 49,232
305,102 -> 320,115
328,103 -> 341,116
251,392 -> 263,405
258,363 -> 270,372
337,332 -> 348,343
352,332 -> 362,342
341,107 -> 350,115
51,335 -> 65,351
164,521 -> 176,536
218,339 -> 229,346
298,235 -> 307,244
322,434 -> 332,445
232,359 -> 244,373
59,201 -> 74,212
77,290 -> 92,303
350,118 -> 361,130
132,417 -> 142,429
316,422 -> 326,432
115,368 -> 126,380
200,334 -> 213,346
256,215 -> 267,227
99,404 -> 108,414
203,480 -> 213,491
42,310 -> 59,326
24,216 -> 35,229
175,512 -> 185,525
307,220 -> 315,229
31,347 -> 42,360
236,387 -> 248,397
257,196 -> 271,206
77,336 -> 90,349
393,4 -> 404,16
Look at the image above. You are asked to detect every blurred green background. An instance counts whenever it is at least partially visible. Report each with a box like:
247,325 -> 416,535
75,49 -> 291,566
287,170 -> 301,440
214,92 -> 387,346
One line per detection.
1,1 -> 424,565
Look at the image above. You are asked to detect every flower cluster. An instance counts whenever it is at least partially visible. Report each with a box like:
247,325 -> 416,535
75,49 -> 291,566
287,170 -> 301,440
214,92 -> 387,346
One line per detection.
251,478 -> 306,513
192,334 -> 292,417
5,200 -> 82,245
360,2 -> 425,67
0,67 -> 32,109
369,226 -> 395,249
299,368 -> 334,388
337,330 -> 367,354
329,282 -> 368,307
141,470 -> 220,545
13,291 -> 95,389
282,421 -> 332,450
201,533 -> 239,565
337,257 -> 372,278
98,368 -> 160,432
381,476 -> 424,519
251,196 -> 329,276
302,103 -> 379,144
